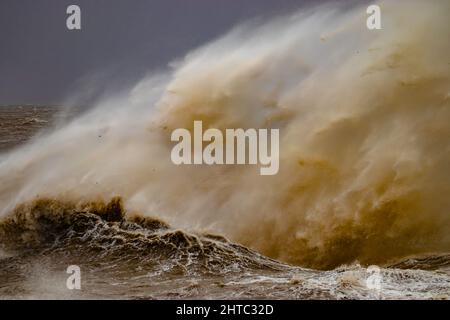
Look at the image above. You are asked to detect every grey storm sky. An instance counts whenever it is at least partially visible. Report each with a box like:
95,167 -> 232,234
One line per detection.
0,0 -> 319,106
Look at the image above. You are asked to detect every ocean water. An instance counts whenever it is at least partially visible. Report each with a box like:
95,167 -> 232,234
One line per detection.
0,188 -> 448,299
0,0 -> 449,299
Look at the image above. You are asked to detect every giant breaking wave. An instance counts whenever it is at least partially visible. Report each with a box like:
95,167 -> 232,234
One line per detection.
0,0 -> 449,270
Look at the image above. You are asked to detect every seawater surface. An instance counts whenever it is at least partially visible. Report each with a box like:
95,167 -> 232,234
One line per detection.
1,0 -> 450,300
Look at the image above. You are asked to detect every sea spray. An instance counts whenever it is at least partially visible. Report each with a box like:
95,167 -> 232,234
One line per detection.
0,0 -> 449,269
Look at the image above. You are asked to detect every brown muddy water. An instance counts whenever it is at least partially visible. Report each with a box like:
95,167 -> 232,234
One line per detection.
1,0 -> 450,300
0,106 -> 449,300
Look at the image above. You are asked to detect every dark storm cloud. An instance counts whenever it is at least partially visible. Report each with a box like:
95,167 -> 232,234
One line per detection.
0,0 -> 314,105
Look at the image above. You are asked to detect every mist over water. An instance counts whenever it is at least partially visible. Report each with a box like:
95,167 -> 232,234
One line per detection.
0,0 -> 449,277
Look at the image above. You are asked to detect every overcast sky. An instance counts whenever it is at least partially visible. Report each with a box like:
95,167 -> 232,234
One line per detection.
0,0 -> 320,105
